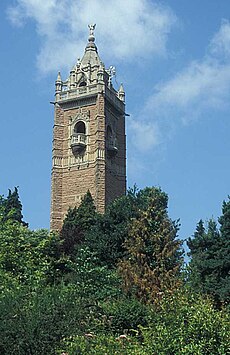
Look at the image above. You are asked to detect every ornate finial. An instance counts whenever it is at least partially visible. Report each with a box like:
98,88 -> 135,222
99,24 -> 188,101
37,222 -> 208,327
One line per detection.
88,24 -> 96,42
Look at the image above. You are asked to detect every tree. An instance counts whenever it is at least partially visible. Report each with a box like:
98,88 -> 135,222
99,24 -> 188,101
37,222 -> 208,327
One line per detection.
85,186 -> 159,268
0,195 -> 5,220
218,197 -> 230,303
60,191 -> 98,256
0,219 -> 62,285
188,220 -> 219,293
118,187 -> 183,304
2,187 -> 28,227
75,190 -> 97,231
140,290 -> 230,355
188,204 -> 230,304
219,197 -> 230,238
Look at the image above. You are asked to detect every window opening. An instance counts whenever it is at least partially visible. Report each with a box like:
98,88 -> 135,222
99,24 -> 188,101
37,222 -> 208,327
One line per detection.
74,121 -> 86,134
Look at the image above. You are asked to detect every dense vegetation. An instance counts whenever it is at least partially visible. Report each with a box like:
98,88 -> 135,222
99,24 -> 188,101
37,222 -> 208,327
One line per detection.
0,187 -> 229,354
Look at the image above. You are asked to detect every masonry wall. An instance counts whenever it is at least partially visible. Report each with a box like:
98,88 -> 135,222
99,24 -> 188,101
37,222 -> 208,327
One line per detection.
50,93 -> 107,230
105,105 -> 126,206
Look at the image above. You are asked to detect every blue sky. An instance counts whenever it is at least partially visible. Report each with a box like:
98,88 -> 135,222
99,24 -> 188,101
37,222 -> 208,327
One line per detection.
0,0 -> 230,246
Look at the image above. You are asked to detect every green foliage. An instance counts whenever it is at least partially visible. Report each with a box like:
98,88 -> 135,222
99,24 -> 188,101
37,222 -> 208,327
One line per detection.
119,187 -> 183,303
65,247 -> 121,301
219,196 -> 230,238
140,290 -> 230,354
0,220 -> 63,286
218,197 -> 230,302
0,284 -> 85,355
1,185 -> 229,354
2,187 -> 28,226
76,190 -> 97,231
57,291 -> 230,355
58,333 -> 145,355
85,186 -> 159,268
188,210 -> 230,304
85,195 -> 132,267
101,297 -> 149,334
60,207 -> 84,256
60,190 -> 98,256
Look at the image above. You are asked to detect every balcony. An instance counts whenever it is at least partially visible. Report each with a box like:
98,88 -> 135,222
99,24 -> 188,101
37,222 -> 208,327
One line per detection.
71,133 -> 86,154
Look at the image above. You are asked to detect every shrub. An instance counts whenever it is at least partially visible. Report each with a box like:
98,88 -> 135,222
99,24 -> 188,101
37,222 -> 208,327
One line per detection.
0,284 -> 85,355
101,297 -> 149,334
140,290 -> 230,354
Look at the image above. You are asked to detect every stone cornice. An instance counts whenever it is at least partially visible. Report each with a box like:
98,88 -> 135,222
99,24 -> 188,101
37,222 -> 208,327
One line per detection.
58,94 -> 97,110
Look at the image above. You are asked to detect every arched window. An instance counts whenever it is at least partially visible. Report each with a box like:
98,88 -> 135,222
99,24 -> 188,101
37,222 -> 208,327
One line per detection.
106,125 -> 118,156
106,125 -> 113,140
79,81 -> 87,87
74,121 -> 86,134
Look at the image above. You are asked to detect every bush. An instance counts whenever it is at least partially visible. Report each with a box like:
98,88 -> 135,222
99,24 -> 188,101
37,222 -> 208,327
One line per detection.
0,284 -> 85,355
57,334 -> 146,355
101,297 -> 149,334
140,290 -> 230,354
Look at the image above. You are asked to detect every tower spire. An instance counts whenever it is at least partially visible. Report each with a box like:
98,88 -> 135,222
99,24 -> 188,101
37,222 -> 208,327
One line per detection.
81,23 -> 101,67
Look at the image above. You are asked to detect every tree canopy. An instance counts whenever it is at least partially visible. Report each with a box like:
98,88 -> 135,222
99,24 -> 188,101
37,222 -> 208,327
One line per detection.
119,187 -> 183,303
1,187 -> 28,227
0,186 -> 229,354
188,199 -> 230,304
60,190 -> 98,256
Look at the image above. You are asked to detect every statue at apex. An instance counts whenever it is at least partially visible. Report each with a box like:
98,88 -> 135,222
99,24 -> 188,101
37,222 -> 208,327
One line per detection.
88,23 -> 96,36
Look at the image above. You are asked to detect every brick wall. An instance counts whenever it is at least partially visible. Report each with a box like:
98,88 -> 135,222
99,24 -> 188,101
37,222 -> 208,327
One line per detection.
50,92 -> 126,230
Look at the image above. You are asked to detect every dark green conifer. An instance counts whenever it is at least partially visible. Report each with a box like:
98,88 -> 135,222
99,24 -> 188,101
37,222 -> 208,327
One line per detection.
219,197 -> 230,239
60,191 -> 97,256
118,187 -> 183,303
75,190 -> 97,232
3,187 -> 28,226
85,186 -> 156,268
188,201 -> 230,304
218,197 -> 230,303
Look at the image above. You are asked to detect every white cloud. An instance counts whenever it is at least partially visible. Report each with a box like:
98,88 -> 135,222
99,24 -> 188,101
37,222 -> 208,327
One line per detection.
147,60 -> 230,123
128,117 -> 160,151
7,0 -> 176,74
209,19 -> 230,60
128,20 -> 230,153
150,20 -> 230,117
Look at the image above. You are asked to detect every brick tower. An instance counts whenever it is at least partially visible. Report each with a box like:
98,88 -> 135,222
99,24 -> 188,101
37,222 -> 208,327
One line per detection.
50,25 -> 126,230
